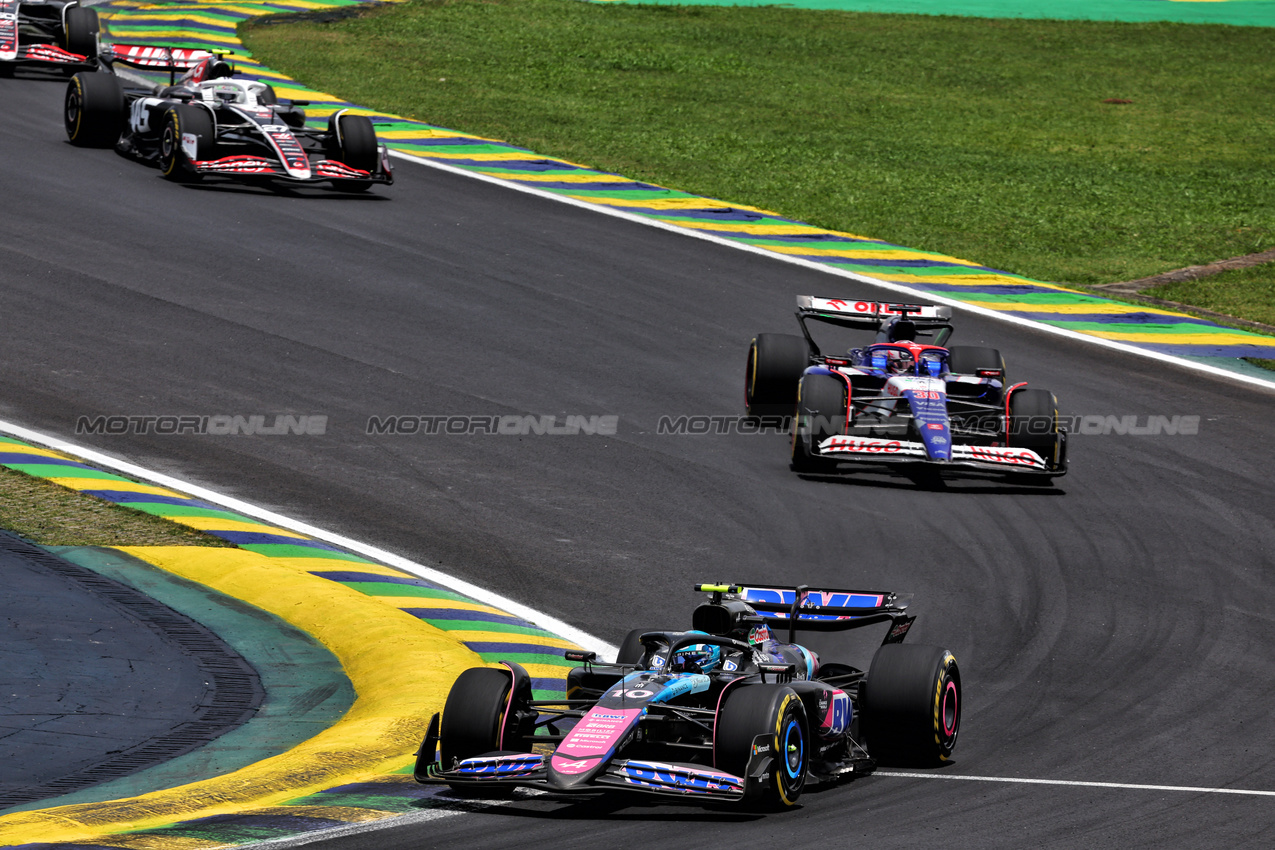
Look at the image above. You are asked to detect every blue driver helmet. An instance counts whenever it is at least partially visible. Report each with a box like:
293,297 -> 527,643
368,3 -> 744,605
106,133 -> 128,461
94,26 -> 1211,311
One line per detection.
671,631 -> 721,673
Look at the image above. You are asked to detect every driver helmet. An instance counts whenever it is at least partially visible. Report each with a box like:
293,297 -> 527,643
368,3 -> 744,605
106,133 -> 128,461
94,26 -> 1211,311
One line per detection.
670,631 -> 721,673
886,348 -> 914,374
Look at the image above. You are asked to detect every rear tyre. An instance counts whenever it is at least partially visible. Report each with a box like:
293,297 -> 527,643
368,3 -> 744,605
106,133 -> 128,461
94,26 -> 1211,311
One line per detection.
746,333 -> 810,417
159,105 -> 214,182
859,644 -> 960,767
62,6 -> 99,59
439,667 -> 530,796
946,345 -> 1006,381
1007,387 -> 1060,471
716,685 -> 809,809
64,71 -> 124,148
790,372 -> 845,473
328,112 -> 378,191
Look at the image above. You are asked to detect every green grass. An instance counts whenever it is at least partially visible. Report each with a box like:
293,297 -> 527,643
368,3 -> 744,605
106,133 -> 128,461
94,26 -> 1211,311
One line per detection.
1144,263 -> 1275,328
243,0 -> 1275,288
0,466 -> 235,547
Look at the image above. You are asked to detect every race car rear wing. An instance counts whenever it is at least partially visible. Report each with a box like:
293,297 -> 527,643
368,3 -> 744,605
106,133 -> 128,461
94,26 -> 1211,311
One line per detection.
695,582 -> 917,645
795,296 -> 953,353
99,44 -> 217,82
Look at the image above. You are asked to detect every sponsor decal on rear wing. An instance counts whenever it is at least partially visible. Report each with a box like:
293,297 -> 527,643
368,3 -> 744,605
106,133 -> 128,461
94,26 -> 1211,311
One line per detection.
727,582 -> 911,632
103,44 -> 214,72
797,295 -> 951,323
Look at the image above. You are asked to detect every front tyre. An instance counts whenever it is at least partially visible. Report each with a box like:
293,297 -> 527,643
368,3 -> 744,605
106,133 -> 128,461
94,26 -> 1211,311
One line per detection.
716,685 -> 809,809
159,105 -> 214,182
439,666 -> 533,796
65,72 -> 124,148
791,372 -> 845,473
1007,387 -> 1062,472
328,112 -> 378,191
859,644 -> 961,767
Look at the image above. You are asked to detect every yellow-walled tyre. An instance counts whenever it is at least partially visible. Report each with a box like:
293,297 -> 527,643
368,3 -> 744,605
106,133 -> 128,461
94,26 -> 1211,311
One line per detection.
65,72 -> 123,148
159,105 -> 213,183
860,644 -> 961,767
716,684 -> 809,809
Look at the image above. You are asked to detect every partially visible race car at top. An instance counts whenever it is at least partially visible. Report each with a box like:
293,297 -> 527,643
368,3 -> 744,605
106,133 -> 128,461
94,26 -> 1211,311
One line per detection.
0,0 -> 97,74
414,582 -> 961,809
64,45 -> 393,191
746,296 -> 1068,481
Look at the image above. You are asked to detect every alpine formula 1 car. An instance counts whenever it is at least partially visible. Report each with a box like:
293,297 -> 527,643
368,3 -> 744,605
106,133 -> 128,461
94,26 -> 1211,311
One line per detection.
63,46 -> 393,190
746,296 -> 1067,480
0,0 -> 97,74
414,582 -> 961,808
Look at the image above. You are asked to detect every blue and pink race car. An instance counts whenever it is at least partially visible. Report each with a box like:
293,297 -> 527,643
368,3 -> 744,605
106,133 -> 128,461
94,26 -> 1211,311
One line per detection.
414,583 -> 961,809
747,297 -> 1068,482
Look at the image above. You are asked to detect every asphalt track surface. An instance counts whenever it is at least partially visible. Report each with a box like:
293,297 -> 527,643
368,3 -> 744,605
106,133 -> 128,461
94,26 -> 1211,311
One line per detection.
0,536 -> 224,808
3,72 -> 1275,848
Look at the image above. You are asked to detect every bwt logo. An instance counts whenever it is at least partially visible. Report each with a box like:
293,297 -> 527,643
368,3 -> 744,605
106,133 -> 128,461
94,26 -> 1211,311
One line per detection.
366,415 -> 618,436
76,415 -> 328,436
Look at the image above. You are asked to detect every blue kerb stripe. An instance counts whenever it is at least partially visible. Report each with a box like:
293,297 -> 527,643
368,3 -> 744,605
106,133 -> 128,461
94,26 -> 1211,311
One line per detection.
1003,311 -> 1221,326
80,491 -> 212,507
401,608 -> 540,628
309,571 -> 439,588
465,642 -> 570,655
206,531 -> 347,550
0,453 -> 88,466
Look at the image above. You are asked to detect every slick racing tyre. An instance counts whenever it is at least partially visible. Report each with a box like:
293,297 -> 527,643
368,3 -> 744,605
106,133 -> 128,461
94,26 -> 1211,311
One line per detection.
1007,387 -> 1061,469
439,666 -> 534,795
328,112 -> 378,191
64,72 -> 124,148
716,685 -> 809,809
745,333 -> 810,418
62,6 -> 100,59
159,105 -> 214,182
790,372 -> 845,473
946,345 -> 1006,382
859,644 -> 960,767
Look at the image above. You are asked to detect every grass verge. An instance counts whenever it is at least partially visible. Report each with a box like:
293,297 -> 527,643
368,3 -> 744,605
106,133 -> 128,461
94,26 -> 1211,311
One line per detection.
0,466 -> 234,547
1143,265 -> 1275,329
242,0 -> 1275,292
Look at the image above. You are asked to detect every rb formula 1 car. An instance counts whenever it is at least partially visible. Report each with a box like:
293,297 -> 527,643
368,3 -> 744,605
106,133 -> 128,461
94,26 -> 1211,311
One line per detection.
0,0 -> 97,74
64,46 -> 393,191
747,296 -> 1068,481
415,582 -> 961,808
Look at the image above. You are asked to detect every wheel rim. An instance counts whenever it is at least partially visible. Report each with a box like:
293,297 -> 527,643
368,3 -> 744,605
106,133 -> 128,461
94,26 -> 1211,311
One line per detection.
941,679 -> 958,737
782,717 -> 803,778
66,86 -> 82,135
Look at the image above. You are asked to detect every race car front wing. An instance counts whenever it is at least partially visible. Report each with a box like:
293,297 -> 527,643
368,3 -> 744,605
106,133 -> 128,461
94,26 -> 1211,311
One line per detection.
817,434 -> 1065,475
414,714 -> 767,802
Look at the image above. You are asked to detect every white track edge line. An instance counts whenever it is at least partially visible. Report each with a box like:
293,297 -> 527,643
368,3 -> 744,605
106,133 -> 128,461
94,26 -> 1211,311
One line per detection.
877,770 -> 1275,797
388,149 -> 1275,395
0,418 -> 616,659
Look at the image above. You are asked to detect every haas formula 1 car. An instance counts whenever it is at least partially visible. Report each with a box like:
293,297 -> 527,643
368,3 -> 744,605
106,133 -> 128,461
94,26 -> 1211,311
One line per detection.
64,46 -> 392,190
747,296 -> 1067,481
415,583 -> 961,808
0,0 -> 98,74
